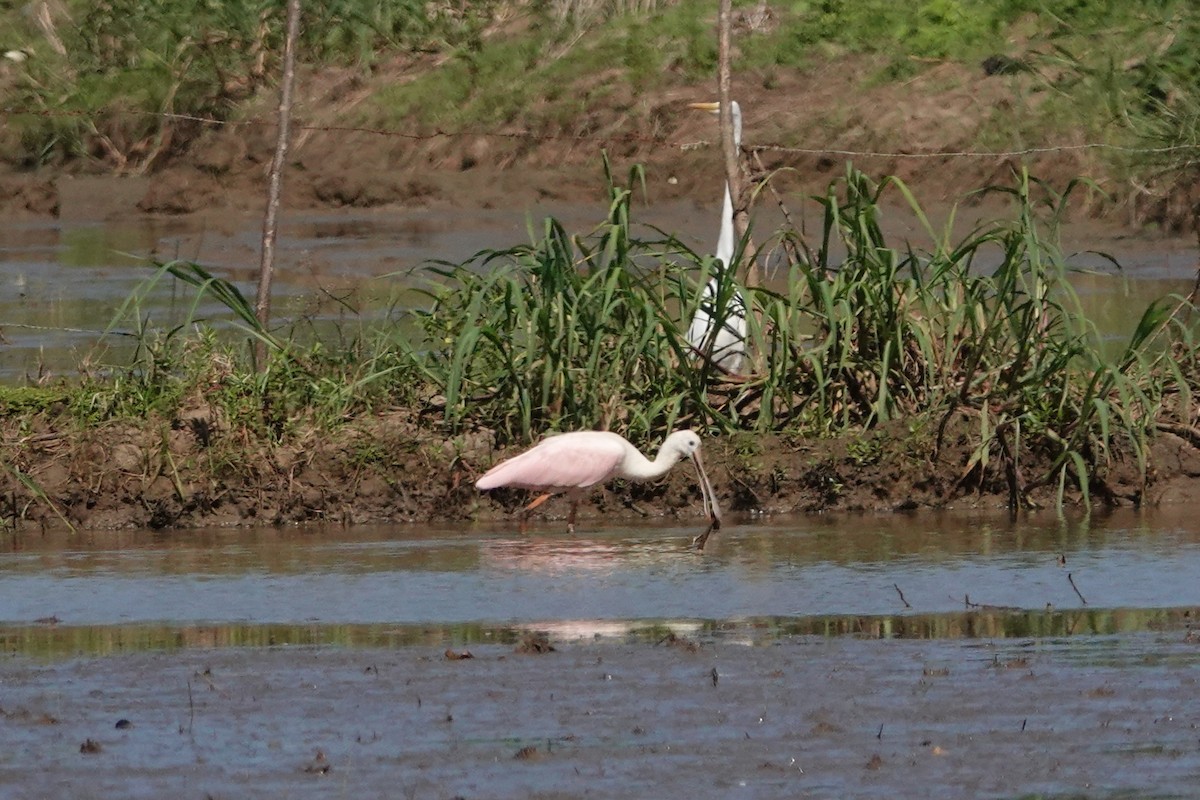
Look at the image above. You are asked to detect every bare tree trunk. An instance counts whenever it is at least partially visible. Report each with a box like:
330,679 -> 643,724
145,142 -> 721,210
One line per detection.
255,0 -> 301,369
717,0 -> 760,288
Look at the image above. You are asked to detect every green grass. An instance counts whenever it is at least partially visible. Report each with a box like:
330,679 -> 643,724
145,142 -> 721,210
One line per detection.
397,162 -> 1196,502
2,162 -> 1197,510
1,0 -> 502,165
6,0 -> 1197,187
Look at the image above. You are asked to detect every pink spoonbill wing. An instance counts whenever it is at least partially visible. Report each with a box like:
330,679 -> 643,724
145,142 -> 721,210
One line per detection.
475,432 -> 629,492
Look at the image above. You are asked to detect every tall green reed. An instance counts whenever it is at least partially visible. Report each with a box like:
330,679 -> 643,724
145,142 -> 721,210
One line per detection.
410,162 -> 1196,503
405,166 -> 706,443
742,166 -> 1187,500
58,161 -> 1198,508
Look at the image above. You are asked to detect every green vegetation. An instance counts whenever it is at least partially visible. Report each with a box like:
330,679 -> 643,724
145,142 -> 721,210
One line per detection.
81,260 -> 421,438
1,0 -> 500,167
4,163 -> 1196,516
404,165 -> 699,443
405,164 -> 1197,504
2,0 -> 1197,205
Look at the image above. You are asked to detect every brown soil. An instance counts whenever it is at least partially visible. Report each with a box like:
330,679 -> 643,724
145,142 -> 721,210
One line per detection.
3,49 -> 1186,224
5,398 -> 1200,533
3,54 -> 1200,532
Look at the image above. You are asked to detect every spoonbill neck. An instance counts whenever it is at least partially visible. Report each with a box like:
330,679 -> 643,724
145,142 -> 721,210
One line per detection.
620,442 -> 688,481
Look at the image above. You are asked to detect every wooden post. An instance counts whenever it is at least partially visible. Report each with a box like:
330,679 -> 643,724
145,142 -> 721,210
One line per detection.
255,0 -> 301,368
717,0 -> 759,288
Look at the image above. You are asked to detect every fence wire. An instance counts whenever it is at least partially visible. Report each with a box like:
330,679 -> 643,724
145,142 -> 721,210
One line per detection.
2,105 -> 1196,162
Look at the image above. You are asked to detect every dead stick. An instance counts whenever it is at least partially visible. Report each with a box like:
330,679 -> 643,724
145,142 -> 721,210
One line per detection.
893,583 -> 911,609
716,0 -> 738,236
751,149 -> 813,272
751,150 -> 798,230
1067,572 -> 1088,605
1186,202 -> 1200,306
716,0 -> 759,288
254,0 -> 301,369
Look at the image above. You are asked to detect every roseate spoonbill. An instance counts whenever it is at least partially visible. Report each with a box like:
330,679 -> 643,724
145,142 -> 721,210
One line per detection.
475,429 -> 721,540
686,100 -> 749,376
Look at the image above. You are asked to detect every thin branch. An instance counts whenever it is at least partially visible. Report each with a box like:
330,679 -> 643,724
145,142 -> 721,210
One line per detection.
255,0 -> 301,368
716,0 -> 759,288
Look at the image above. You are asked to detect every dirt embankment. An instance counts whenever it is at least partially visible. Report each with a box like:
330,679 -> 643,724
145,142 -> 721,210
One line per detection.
3,49 -> 1181,225
6,396 -> 1200,532
3,56 -> 1200,531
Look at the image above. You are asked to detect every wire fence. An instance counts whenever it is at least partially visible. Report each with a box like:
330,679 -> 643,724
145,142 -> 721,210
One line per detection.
2,105 -> 1196,162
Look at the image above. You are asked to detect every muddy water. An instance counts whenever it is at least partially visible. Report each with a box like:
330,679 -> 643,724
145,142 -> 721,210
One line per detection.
2,510 -> 1200,798
3,635 -> 1198,800
2,198 -> 1197,381
2,508 -> 1200,634
0,202 -> 707,380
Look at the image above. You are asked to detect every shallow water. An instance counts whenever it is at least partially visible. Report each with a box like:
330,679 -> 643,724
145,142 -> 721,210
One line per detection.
3,507 -> 1200,640
0,203 -> 697,380
2,201 -> 1196,381
3,510 -> 1200,798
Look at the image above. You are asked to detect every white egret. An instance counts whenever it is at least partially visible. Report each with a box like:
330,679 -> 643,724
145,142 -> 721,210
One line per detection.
686,100 -> 749,376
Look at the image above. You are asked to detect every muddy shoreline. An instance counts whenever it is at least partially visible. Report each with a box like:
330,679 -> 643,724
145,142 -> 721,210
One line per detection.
3,630 -> 1198,799
7,405 -> 1200,533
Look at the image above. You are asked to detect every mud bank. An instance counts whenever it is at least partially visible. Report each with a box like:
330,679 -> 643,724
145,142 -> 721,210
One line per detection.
6,404 -> 1200,532
2,631 -> 1199,799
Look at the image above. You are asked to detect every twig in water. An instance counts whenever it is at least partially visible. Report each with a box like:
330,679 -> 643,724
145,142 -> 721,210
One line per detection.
1067,572 -> 1088,605
893,583 -> 911,609
186,678 -> 194,734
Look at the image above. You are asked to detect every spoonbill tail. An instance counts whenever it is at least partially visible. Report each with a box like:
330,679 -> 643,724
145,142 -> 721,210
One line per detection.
475,429 -> 721,541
